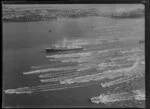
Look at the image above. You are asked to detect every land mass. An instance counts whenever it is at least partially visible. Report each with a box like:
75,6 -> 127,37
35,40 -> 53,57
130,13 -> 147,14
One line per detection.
2,6 -> 144,22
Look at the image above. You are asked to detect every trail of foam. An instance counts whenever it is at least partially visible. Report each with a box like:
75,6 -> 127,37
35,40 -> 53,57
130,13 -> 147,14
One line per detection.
6,60 -> 139,93
38,70 -> 77,79
60,57 -> 93,63
46,52 -> 92,58
40,78 -> 58,83
45,48 -> 121,59
120,48 -> 142,54
31,64 -> 58,70
59,68 -> 129,85
25,61 -> 98,75
70,37 -> 136,46
59,56 -> 143,85
38,55 -> 136,79
39,73 -> 52,78
38,81 -> 101,92
5,47 -> 144,95
5,62 -> 144,94
57,38 -> 119,47
39,69 -> 101,83
4,80 -> 100,94
23,66 -> 76,75
4,83 -> 61,94
45,48 -> 142,65
101,77 -> 134,87
60,52 -> 135,64
31,61 -> 77,70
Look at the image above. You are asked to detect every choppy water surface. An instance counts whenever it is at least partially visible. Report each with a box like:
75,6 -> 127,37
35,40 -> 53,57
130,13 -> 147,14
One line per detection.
3,5 -> 145,108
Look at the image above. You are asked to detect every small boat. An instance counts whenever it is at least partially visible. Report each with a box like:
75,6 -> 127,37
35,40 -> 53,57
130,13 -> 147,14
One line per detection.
45,38 -> 83,53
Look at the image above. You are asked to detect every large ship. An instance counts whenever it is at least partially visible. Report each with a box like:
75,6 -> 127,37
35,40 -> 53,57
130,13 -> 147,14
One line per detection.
45,38 -> 83,53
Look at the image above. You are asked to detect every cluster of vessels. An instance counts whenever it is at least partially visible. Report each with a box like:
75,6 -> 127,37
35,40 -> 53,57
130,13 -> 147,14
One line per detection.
4,37 -> 145,106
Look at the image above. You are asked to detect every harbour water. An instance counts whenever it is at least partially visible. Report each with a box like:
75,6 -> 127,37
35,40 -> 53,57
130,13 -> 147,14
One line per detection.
3,4 -> 145,108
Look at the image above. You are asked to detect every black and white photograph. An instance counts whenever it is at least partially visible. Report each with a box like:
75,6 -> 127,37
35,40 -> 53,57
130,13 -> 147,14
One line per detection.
2,3 -> 145,108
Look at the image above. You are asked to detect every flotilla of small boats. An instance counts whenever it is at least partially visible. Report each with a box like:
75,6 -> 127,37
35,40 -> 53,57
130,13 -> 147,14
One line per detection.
4,36 -> 145,107
5,45 -> 145,94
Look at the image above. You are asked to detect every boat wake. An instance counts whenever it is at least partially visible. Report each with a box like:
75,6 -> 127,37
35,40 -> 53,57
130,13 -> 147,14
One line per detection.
4,42 -> 144,95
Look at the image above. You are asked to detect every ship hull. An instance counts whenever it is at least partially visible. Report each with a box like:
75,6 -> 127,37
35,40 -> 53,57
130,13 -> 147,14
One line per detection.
45,48 -> 83,53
